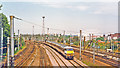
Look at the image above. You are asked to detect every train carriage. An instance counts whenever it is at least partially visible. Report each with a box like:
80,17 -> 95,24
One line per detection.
47,41 -> 74,60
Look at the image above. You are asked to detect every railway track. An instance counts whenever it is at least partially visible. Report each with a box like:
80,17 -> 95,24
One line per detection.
13,41 -> 51,67
42,43 -> 84,68
14,41 -> 31,60
14,41 -> 38,67
47,42 -> 119,67
36,44 -> 51,67
75,48 -> 119,67
15,46 -> 33,65
2,41 -> 51,67
72,45 -> 119,58
15,45 -> 35,66
14,41 -> 34,65
2,41 -> 32,67
21,42 -> 51,67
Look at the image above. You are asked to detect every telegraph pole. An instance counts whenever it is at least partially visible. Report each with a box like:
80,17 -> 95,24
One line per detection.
80,30 -> 82,60
10,15 -> 14,66
63,30 -> 65,45
7,37 -> 10,66
0,28 -> 3,63
42,16 -> 45,41
18,30 -> 19,51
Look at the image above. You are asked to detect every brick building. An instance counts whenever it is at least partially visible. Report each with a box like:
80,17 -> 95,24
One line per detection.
110,33 -> 120,40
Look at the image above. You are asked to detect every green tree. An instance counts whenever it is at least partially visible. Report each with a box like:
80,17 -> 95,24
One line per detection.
0,13 -> 10,53
117,38 -> 120,41
0,4 -> 2,10
96,37 -> 104,41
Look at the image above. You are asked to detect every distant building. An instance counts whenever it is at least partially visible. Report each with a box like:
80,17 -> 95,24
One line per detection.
110,33 -> 120,40
85,35 -> 100,41
97,40 -> 105,43
93,35 -> 100,39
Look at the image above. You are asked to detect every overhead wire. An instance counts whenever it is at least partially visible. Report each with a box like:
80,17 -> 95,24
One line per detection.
14,16 -> 112,35
20,18 -> 80,34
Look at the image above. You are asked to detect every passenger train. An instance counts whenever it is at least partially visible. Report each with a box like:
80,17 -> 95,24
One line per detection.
47,41 -> 74,60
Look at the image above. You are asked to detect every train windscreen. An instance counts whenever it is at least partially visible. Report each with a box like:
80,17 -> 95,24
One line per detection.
66,49 -> 73,51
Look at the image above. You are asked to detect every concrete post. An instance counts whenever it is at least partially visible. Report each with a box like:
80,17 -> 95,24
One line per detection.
93,43 -> 95,64
42,16 -> 45,42
89,34 -> 91,40
70,34 -> 71,47
33,26 -> 34,40
84,36 -> 86,49
0,28 -> 3,63
47,28 -> 49,41
7,37 -> 10,67
80,30 -> 82,60
18,30 -> 19,51
63,30 -> 65,45
10,15 -> 14,66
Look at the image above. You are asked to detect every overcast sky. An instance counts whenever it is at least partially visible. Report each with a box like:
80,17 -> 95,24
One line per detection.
0,0 -> 119,35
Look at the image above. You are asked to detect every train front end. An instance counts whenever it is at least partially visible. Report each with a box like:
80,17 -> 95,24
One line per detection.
64,46 -> 74,60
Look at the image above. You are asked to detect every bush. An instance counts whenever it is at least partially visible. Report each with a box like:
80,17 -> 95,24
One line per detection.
73,41 -> 79,45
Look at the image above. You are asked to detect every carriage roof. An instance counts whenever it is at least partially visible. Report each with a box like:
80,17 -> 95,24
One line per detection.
63,46 -> 73,49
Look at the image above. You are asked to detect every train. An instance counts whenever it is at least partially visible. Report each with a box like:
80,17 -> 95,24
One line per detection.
63,46 -> 74,59
47,41 -> 74,60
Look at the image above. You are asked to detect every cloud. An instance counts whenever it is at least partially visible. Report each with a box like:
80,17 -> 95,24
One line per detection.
47,4 -> 63,8
55,5 -> 89,11
32,2 -> 117,16
33,2 -> 117,14
76,6 -> 89,11
1,0 -> 119,2
33,2 -> 89,11
65,5 -> 89,11
94,11 -> 102,14
93,3 -> 117,15
40,2 -> 89,11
